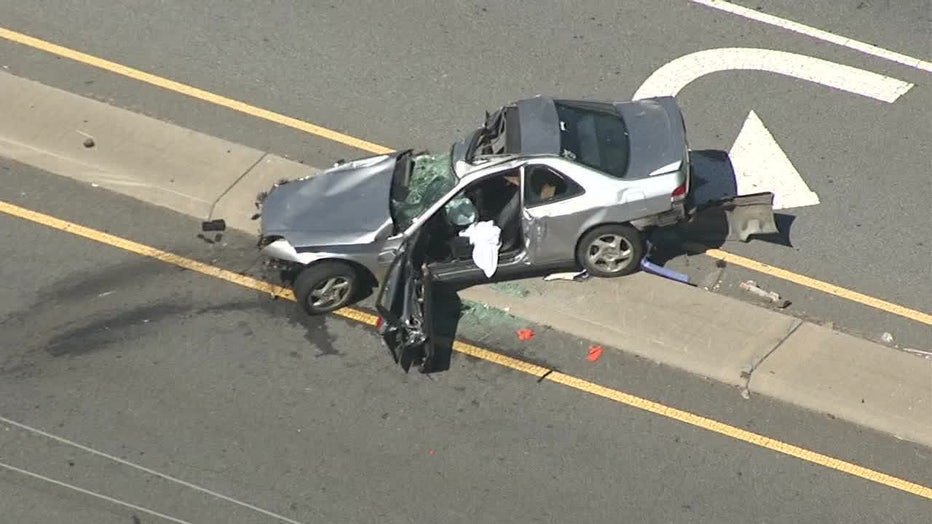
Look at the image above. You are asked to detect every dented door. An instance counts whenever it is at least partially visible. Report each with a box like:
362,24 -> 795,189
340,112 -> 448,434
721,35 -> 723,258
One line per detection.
374,230 -> 436,372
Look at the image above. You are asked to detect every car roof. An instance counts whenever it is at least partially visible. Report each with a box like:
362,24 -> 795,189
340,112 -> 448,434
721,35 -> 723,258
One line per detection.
508,96 -> 625,156
511,96 -> 562,156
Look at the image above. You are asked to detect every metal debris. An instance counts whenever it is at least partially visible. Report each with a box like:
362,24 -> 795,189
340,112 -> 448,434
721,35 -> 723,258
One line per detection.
739,280 -> 790,308
899,347 -> 932,359
543,270 -> 589,282
881,332 -> 895,345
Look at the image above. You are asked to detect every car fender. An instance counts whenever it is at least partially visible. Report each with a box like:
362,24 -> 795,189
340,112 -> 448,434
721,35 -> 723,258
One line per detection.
261,238 -> 382,284
261,238 -> 334,265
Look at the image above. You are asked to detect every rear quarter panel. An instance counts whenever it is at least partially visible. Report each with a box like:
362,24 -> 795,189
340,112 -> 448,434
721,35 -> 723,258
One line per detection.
525,158 -> 678,263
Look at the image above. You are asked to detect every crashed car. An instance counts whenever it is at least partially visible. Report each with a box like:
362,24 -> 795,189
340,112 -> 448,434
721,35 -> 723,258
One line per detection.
255,95 -> 777,371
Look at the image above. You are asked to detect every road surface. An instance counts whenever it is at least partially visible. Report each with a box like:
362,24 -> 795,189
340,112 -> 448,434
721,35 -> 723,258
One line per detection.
0,0 -> 928,348
1,157 -> 930,522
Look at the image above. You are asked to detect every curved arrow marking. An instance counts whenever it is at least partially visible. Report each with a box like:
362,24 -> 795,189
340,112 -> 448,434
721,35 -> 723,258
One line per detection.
633,47 -> 914,102
634,48 -> 914,210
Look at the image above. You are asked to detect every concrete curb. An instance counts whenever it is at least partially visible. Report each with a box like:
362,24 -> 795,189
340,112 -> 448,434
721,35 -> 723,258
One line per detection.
2,71 -> 929,448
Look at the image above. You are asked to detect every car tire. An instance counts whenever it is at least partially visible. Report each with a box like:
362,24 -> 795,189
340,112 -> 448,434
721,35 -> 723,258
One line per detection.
293,261 -> 359,315
577,224 -> 644,278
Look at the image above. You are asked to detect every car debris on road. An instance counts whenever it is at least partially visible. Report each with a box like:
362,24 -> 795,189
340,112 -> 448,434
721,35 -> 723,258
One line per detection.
252,95 -> 780,372
543,270 -> 589,282
739,280 -> 790,308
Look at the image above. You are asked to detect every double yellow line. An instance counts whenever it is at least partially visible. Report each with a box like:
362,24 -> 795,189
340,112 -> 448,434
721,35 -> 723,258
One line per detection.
1,25 -> 926,326
1,199 -> 930,500
0,26 -> 930,500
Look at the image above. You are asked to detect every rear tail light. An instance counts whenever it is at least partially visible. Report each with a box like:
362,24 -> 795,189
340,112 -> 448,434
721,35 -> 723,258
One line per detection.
375,316 -> 384,330
671,181 -> 687,202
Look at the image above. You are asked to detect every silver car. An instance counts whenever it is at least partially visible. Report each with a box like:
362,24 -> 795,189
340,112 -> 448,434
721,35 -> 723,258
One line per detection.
255,95 -> 776,369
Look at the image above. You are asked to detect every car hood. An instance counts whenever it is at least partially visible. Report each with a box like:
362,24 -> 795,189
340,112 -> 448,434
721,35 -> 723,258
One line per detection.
258,152 -> 401,247
615,96 -> 688,178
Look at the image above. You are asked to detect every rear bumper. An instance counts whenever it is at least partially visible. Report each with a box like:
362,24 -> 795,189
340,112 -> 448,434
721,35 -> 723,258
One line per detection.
686,192 -> 779,242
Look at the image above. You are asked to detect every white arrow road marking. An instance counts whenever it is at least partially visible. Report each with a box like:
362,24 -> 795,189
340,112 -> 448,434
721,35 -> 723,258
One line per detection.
729,111 -> 819,210
633,47 -> 914,102
633,47 -> 914,210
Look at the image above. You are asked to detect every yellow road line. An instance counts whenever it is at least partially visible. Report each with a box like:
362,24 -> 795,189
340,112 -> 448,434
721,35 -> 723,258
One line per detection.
0,28 -> 927,323
0,26 -> 393,156
1,199 -> 929,501
690,245 -> 932,325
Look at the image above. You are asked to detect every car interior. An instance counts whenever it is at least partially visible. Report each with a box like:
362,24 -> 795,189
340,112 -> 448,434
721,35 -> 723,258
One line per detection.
422,170 -> 525,267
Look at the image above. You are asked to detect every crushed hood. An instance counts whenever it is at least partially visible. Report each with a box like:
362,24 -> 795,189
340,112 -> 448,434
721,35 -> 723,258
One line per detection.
258,153 -> 400,247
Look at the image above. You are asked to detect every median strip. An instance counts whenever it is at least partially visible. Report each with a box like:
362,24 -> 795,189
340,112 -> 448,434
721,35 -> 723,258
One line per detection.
0,69 -> 929,450
0,26 -> 925,327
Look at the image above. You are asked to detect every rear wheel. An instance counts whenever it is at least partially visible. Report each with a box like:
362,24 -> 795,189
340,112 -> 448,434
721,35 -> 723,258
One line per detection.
294,261 -> 359,315
577,224 -> 644,278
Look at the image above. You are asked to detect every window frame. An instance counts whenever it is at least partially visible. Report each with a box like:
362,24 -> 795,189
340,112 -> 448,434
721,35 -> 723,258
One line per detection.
522,164 -> 585,208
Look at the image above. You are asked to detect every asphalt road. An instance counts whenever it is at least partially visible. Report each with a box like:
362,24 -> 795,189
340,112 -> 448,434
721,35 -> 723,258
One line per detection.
0,0 -> 928,349
2,161 -> 930,522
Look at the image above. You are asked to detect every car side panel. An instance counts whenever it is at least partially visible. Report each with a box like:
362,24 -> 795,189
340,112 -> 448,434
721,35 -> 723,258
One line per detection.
523,158 -> 677,264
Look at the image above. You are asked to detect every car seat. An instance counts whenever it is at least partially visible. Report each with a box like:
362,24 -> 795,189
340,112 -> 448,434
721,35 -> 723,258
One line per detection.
495,188 -> 522,253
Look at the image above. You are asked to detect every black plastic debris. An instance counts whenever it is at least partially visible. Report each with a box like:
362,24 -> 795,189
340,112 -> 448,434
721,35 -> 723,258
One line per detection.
201,219 -> 226,232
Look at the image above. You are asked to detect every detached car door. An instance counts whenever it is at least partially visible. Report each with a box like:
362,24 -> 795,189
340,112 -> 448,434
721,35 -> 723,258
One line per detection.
374,230 -> 437,373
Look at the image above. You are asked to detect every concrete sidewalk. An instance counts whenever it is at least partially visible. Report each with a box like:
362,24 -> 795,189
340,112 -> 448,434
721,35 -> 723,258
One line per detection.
2,71 -> 929,448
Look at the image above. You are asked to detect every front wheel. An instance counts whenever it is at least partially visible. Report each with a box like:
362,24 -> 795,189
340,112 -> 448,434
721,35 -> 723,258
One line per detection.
293,261 -> 359,315
576,224 -> 644,278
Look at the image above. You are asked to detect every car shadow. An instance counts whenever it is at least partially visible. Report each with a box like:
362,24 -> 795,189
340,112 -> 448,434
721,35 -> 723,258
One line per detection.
425,265 -> 571,374
648,149 -> 796,265
425,281 -> 462,373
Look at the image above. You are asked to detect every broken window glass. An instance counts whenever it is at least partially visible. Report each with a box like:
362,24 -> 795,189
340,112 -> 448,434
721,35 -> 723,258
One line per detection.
391,152 -> 475,230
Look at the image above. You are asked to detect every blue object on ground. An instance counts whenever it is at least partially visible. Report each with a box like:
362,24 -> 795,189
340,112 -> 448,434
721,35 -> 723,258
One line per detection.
640,239 -> 692,285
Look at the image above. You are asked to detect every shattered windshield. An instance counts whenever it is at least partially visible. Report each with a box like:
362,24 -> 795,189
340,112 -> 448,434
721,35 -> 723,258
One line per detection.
390,152 -> 474,230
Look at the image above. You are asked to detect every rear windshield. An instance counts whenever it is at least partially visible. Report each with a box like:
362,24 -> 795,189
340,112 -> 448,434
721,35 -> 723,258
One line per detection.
554,101 -> 630,178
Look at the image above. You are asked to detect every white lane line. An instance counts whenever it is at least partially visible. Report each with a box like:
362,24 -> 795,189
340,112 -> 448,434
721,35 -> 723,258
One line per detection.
692,0 -> 932,73
0,460 -> 193,524
0,415 -> 306,524
633,48 -> 913,102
